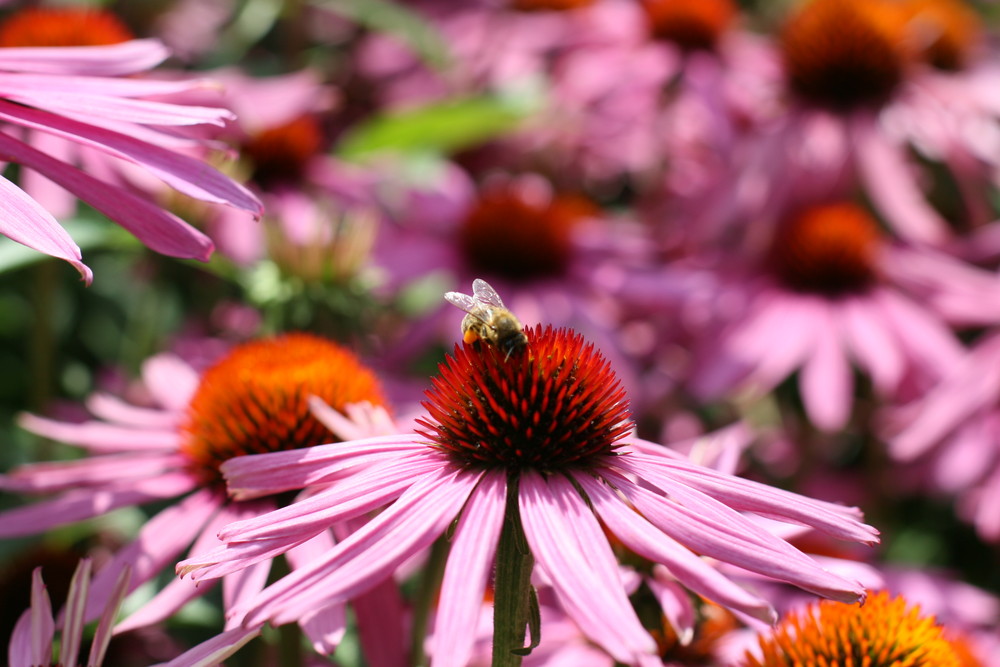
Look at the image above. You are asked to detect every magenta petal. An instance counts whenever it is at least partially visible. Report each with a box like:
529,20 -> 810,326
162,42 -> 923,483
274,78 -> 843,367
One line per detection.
89,488 -> 223,624
0,100 -> 262,214
0,472 -> 198,538
799,303 -> 853,431
0,130 -> 214,259
0,40 -> 169,76
838,296 -> 905,393
1,453 -> 185,493
245,467 -> 480,628
9,568 -> 54,667
577,473 -> 775,624
851,112 -> 949,244
520,472 -> 657,663
0,173 -> 90,281
151,626 -> 261,667
429,472 -> 506,667
16,413 -> 178,453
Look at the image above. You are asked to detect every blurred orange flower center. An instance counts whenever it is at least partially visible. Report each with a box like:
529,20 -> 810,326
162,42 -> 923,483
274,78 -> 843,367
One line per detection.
640,0 -> 737,51
243,115 -> 324,188
747,590 -> 965,667
510,0 -> 596,12
180,333 -> 386,484
460,184 -> 593,282
781,0 -> 909,110
0,7 -> 133,47
770,202 -> 882,296
901,0 -> 982,70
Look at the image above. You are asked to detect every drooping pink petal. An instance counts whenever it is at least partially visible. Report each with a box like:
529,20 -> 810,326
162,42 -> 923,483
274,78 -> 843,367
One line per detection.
576,473 -> 775,624
429,471 -> 506,667
0,472 -> 198,538
0,40 -> 170,76
245,467 -> 481,628
875,289 -> 965,378
0,129 -> 215,259
141,353 -> 200,413
799,302 -> 853,431
0,99 -> 262,214
1,453 -> 185,493
220,436 -> 427,499
90,488 -> 224,625
851,111 -> 949,244
647,569 -> 697,645
8,568 -> 54,667
619,447 -> 878,542
219,451 -> 444,542
0,172 -> 90,281
283,531 -> 346,654
604,465 -> 868,603
150,625 -> 262,667
85,392 -> 179,429
838,295 -> 905,393
519,472 -> 657,664
16,412 -> 179,453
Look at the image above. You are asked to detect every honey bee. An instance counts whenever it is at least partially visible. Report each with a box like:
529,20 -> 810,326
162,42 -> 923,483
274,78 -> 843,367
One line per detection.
444,278 -> 529,360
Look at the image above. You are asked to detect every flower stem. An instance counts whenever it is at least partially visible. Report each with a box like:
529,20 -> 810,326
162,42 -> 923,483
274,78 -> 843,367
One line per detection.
492,475 -> 535,667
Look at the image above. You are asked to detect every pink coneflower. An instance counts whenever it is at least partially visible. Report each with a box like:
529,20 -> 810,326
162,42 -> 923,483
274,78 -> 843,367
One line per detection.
0,6 -> 261,282
689,200 -> 966,431
0,333 -> 395,657
886,331 -> 1000,542
179,285 -> 878,666
725,0 -> 995,247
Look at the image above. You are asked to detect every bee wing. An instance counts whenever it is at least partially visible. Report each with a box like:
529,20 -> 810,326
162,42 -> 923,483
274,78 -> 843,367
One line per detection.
472,278 -> 505,308
444,290 -> 479,315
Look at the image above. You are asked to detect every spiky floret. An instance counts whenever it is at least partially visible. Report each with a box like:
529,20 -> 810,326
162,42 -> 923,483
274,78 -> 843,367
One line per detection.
746,591 -> 965,667
418,324 -> 632,471
0,7 -> 133,47
180,333 -> 386,484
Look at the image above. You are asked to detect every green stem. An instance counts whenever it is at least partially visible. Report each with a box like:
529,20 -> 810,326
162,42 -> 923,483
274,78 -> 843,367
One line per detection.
410,535 -> 451,666
492,475 -> 534,667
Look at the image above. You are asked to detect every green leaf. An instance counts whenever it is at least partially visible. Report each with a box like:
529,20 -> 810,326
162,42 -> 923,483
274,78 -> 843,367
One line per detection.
336,92 -> 540,159
314,0 -> 451,69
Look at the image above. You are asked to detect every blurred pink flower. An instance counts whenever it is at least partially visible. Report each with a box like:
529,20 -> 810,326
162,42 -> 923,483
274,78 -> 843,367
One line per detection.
0,9 -> 261,281
180,324 -> 877,666
886,331 -> 1000,542
686,201 -> 966,431
0,334 -> 396,657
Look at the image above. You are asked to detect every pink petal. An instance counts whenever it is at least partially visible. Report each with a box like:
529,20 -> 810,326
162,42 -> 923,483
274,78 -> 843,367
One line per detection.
91,488 -> 224,625
151,626 -> 261,667
799,303 -> 853,431
520,472 -> 657,663
10,568 -> 54,667
61,559 -> 93,665
219,452 -> 443,542
576,473 -> 775,624
0,472 -> 198,538
838,295 -> 905,393
245,467 -> 481,628
220,436 -> 427,499
222,561 -> 272,631
606,464 -> 868,603
429,471 -> 506,667
0,40 -> 169,76
851,112 -> 949,244
0,173 -> 90,281
141,353 -> 200,412
85,393 -> 179,429
1,453 -> 185,493
0,99 -> 261,214
875,289 -> 964,378
284,532 -> 346,654
647,571 -> 697,645
87,565 -> 130,667
0,129 -> 215,259
16,413 -> 179,453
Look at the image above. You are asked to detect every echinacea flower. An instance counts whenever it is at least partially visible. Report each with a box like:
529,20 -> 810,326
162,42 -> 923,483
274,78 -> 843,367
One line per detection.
0,333 -> 393,656
744,590 -> 968,667
689,201 -> 966,431
179,289 -> 878,666
0,6 -> 261,281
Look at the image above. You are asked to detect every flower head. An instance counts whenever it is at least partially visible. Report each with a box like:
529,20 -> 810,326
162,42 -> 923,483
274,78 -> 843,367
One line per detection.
180,282 -> 879,666
746,590 -> 967,667
0,333 -> 387,650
